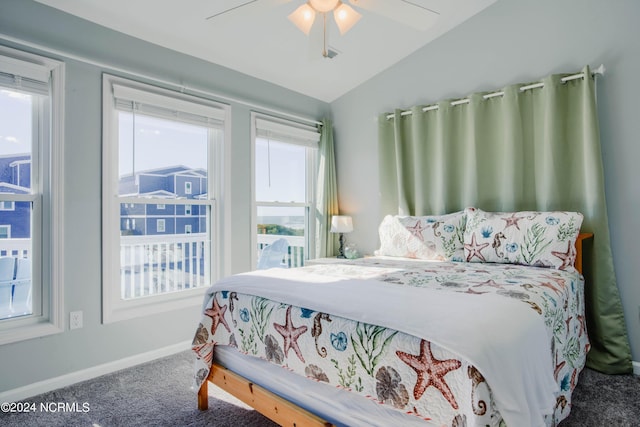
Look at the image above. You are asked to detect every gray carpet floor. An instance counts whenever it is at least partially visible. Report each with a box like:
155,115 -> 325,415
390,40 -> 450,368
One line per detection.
1,350 -> 638,427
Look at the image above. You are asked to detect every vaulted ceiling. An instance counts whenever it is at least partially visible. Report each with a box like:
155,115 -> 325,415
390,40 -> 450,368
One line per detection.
34,0 -> 496,102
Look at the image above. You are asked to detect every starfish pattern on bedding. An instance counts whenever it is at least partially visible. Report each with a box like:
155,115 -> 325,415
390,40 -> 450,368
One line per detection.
274,305 -> 308,363
396,339 -> 462,409
551,242 -> 575,270
464,233 -> 489,262
406,220 -> 427,241
204,297 -> 231,335
501,212 -> 525,230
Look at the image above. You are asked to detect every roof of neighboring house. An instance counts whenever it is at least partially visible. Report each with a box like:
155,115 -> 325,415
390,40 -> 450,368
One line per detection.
138,189 -> 178,199
120,165 -> 206,179
0,182 -> 30,194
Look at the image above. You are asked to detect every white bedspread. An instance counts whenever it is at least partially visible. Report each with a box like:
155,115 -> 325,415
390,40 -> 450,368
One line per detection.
203,259 -> 561,427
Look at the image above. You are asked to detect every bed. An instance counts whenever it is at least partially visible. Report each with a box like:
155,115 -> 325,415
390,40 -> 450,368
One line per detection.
192,208 -> 592,427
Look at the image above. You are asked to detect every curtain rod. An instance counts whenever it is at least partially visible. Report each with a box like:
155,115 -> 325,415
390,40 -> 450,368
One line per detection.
386,64 -> 606,120
0,32 -> 323,127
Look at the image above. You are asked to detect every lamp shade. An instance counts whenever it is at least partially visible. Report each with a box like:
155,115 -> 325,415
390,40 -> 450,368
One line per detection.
333,3 -> 361,35
330,215 -> 353,233
288,3 -> 316,35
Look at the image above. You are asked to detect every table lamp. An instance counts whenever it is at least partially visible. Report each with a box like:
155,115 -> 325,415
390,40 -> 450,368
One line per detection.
330,215 -> 353,259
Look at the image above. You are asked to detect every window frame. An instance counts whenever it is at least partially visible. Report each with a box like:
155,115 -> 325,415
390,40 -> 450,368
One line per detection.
251,113 -> 319,268
0,45 -> 65,345
102,74 -> 228,323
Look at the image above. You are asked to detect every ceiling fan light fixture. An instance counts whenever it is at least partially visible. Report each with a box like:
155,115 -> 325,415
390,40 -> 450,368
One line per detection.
308,0 -> 340,13
288,3 -> 316,35
333,3 -> 361,35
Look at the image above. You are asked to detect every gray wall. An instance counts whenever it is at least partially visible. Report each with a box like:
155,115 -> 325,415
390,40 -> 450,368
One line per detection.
0,0 -> 638,395
331,0 -> 640,364
0,0 -> 329,392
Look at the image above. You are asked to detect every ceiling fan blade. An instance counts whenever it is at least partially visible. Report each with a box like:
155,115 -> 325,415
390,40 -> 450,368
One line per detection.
206,0 -> 292,21
349,0 -> 439,31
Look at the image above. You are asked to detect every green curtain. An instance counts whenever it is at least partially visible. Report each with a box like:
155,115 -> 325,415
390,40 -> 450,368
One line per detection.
378,66 -> 632,374
315,118 -> 339,258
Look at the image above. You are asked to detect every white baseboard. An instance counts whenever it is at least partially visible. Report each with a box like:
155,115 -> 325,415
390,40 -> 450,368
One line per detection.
0,340 -> 192,403
633,361 -> 640,376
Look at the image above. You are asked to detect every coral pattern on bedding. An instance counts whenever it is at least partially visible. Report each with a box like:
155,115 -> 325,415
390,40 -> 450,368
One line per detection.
192,258 -> 588,426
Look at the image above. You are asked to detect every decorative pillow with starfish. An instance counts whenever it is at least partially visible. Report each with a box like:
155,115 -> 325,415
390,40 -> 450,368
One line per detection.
374,211 -> 466,261
463,207 -> 583,270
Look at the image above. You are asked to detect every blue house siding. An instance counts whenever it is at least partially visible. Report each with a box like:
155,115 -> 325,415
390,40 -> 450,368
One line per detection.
138,174 -> 169,195
0,155 -> 31,239
0,155 -> 29,184
118,166 -> 207,236
16,162 -> 30,188
5,202 -> 31,238
146,203 -> 175,216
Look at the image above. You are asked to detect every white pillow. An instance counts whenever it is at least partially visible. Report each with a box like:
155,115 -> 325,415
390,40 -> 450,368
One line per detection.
375,211 -> 466,261
463,207 -> 583,270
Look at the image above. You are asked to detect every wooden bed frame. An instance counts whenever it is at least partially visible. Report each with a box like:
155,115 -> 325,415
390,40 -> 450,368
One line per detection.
197,233 -> 594,426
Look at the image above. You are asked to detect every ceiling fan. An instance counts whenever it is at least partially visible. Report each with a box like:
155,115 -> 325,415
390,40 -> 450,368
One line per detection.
207,0 -> 439,58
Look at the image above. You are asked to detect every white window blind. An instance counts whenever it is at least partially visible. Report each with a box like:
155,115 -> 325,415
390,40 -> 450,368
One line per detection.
0,53 -> 51,95
255,117 -> 320,147
111,81 -> 226,128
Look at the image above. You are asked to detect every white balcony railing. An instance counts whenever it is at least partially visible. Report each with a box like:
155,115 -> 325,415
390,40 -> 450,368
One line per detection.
120,233 -> 209,299
0,234 -> 306,305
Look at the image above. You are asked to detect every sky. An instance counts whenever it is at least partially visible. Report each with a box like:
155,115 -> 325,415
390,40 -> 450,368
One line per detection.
118,112 -> 208,177
0,89 -> 32,157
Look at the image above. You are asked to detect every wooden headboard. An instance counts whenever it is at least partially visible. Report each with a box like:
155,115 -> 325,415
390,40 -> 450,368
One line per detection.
575,232 -> 593,275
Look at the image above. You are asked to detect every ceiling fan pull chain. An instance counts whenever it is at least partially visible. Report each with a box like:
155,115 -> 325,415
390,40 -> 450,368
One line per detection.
322,13 -> 328,58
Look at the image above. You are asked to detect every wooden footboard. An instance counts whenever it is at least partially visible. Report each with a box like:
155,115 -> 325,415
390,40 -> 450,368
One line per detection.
198,362 -> 334,427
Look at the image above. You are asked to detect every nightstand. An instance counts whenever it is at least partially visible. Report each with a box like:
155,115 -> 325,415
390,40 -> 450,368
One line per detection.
304,257 -> 352,266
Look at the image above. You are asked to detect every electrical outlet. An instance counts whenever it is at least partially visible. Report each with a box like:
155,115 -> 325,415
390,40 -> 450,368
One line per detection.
70,311 -> 83,330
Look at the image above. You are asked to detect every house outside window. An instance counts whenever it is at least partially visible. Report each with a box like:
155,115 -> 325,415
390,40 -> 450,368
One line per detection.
252,114 -> 319,269
0,46 -> 65,343
0,201 -> 15,211
102,74 -> 227,323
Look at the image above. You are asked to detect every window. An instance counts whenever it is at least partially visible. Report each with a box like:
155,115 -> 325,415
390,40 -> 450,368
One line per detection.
185,204 -> 192,215
0,201 -> 15,210
185,181 -> 192,194
102,74 -> 227,323
0,46 -> 64,343
252,114 -> 319,269
185,224 -> 192,234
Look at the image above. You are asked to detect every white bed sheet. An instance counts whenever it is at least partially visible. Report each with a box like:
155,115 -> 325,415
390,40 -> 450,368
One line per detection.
213,344 -> 438,427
